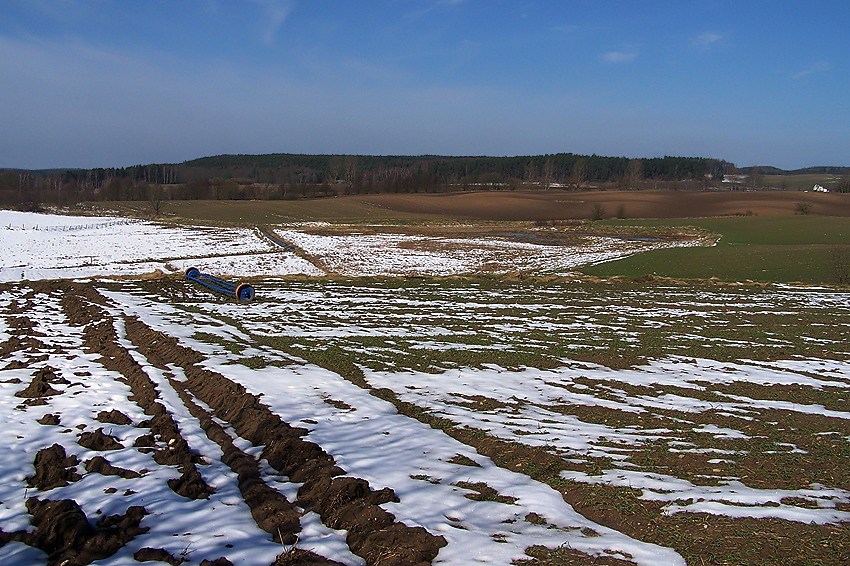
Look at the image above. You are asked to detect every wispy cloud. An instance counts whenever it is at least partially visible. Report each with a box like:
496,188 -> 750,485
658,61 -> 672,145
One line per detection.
406,0 -> 465,20
251,0 -> 294,45
549,23 -> 579,33
792,61 -> 831,80
601,50 -> 638,64
691,31 -> 723,49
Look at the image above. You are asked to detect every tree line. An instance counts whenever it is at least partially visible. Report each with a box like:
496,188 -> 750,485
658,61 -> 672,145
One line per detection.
1,152 -> 736,209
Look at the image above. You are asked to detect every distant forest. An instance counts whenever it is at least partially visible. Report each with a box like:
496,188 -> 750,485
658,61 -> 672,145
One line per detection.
1,151 -> 843,209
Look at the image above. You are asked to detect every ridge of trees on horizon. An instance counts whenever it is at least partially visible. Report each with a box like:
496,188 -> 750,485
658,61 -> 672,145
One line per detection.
2,152 -> 846,210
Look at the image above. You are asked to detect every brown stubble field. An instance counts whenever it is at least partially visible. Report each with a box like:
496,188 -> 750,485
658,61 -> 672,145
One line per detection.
121,189 -> 850,226
350,190 -> 850,221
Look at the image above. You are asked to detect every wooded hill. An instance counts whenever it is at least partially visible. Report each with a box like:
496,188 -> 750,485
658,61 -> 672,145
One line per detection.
739,165 -> 850,176
2,152 -> 736,208
20,153 -> 850,206
178,153 -> 726,185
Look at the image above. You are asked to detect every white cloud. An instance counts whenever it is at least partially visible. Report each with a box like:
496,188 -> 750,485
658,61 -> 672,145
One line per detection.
792,61 -> 831,80
406,0 -> 465,20
691,31 -> 723,48
601,50 -> 637,64
251,0 -> 294,45
549,23 -> 579,33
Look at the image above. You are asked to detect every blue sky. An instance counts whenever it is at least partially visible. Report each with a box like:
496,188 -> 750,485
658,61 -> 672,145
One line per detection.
1,0 -> 848,169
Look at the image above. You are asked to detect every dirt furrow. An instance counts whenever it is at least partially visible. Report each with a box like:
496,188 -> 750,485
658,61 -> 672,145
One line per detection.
60,283 -> 212,500
121,315 -> 447,566
0,294 -> 49,369
168,376 -> 351,566
0,499 -> 148,566
165,372 -> 303,545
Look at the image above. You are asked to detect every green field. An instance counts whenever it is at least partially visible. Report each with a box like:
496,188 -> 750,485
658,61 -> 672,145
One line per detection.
584,216 -> 850,284
763,173 -> 845,191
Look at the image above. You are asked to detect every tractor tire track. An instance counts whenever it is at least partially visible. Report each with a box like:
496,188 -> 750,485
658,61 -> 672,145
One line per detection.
60,284 -> 213,500
257,226 -> 333,275
121,315 -> 447,566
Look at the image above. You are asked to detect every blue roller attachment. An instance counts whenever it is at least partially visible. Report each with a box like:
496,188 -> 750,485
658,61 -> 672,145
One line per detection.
185,267 -> 255,302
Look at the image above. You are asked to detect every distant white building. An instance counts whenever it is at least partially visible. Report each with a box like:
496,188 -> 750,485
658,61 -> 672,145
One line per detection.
812,184 -> 829,193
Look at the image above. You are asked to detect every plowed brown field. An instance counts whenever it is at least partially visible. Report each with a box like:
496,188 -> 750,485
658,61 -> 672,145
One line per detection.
349,190 -> 850,221
141,190 -> 850,225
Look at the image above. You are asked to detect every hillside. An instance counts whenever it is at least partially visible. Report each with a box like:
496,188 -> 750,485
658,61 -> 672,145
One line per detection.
4,152 -> 849,211
740,165 -> 850,175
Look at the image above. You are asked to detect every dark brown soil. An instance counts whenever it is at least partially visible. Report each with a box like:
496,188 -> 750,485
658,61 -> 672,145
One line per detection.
271,548 -> 346,565
96,409 -> 133,425
2,281 -> 448,564
1,335 -> 45,358
134,547 -> 185,565
61,282 -> 214,501
1,300 -> 50,371
169,377 -> 301,543
15,366 -> 66,398
350,190 -> 850,221
122,315 -> 447,565
9,497 -> 148,566
37,413 -> 61,425
84,456 -> 141,479
28,444 -> 81,490
78,428 -> 124,451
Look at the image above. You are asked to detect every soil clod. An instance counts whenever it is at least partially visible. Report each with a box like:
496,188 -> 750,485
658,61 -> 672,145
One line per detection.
15,366 -> 66,398
134,546 -> 185,565
85,456 -> 141,479
96,409 -> 133,425
21,497 -> 148,565
37,413 -> 61,426
28,444 -> 81,490
78,428 -> 124,451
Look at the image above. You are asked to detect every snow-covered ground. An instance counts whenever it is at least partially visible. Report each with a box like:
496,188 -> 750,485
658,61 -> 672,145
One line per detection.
0,210 -> 320,281
273,228 -> 703,276
1,210 -> 848,564
0,285 -> 686,565
365,360 -> 850,525
1,210 -> 704,281
100,280 -> 850,527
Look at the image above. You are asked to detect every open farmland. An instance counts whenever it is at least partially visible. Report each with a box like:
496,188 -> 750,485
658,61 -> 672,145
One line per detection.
585,216 -> 850,284
99,189 -> 850,225
1,207 -> 849,565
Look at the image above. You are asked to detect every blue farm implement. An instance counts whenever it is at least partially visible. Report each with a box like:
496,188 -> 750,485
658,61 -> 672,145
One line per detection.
185,267 -> 255,302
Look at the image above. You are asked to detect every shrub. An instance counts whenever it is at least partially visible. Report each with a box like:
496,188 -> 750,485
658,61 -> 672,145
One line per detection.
831,247 -> 850,285
591,203 -> 606,221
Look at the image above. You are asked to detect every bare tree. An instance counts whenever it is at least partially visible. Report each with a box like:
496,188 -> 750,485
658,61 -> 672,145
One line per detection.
616,204 -> 626,218
626,159 -> 643,189
542,157 -> 554,190
148,185 -> 165,217
328,156 -> 342,182
747,167 -> 764,190
571,158 -> 587,189
343,156 -> 359,193
524,161 -> 538,185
